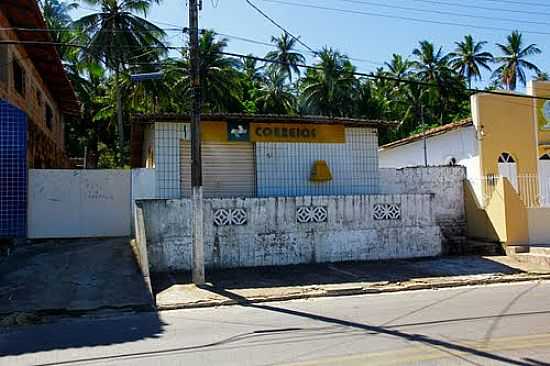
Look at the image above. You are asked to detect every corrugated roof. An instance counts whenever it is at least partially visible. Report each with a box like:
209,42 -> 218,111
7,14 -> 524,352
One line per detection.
0,0 -> 79,114
131,113 -> 398,128
380,118 -> 473,150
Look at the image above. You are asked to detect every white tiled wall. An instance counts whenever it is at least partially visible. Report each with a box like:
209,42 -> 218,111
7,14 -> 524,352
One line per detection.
154,122 -> 189,198
256,128 -> 380,197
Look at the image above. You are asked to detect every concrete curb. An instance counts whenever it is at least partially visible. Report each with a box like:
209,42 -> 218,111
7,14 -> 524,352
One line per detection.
0,304 -> 155,328
157,273 -> 550,311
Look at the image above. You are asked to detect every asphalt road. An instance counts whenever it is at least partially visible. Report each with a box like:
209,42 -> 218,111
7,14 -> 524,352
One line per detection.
2,281 -> 550,366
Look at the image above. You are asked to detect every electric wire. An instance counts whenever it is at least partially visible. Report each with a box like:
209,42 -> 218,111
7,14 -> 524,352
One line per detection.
332,0 -> 550,27
3,38 -> 547,102
257,0 -> 550,36
245,0 -> 316,53
409,0 -> 550,18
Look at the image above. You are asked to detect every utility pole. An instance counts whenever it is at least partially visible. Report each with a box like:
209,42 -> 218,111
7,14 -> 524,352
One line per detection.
422,105 -> 428,167
189,0 -> 205,285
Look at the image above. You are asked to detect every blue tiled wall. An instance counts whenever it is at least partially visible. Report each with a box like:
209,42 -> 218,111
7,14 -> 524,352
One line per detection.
0,100 -> 27,238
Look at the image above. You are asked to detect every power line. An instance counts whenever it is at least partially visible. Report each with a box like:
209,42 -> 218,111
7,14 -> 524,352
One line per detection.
409,0 -> 550,18
258,0 -> 550,36
4,39 -> 548,104
217,50 -> 550,103
245,0 -> 316,53
333,0 -> 550,27
0,27 -> 180,33
477,0 -> 550,9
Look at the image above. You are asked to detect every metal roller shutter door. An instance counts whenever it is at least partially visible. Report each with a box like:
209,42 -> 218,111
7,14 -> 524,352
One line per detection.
180,141 -> 256,198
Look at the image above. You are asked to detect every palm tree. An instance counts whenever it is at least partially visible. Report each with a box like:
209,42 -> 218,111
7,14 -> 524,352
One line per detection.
241,56 -> 264,84
39,0 -> 80,59
300,47 -> 357,116
164,30 -> 242,113
449,35 -> 493,87
493,31 -> 541,90
412,41 -> 451,84
412,41 -> 456,122
385,54 -> 412,80
255,68 -> 296,114
73,0 -> 167,155
535,71 -> 550,81
39,0 -> 78,29
265,32 -> 305,82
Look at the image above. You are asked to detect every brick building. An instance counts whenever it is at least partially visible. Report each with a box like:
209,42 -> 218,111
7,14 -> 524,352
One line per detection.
0,0 -> 79,238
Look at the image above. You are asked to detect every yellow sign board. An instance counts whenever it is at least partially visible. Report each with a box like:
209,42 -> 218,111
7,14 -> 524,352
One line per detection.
250,123 -> 345,143
201,121 -> 228,142
201,121 -> 346,143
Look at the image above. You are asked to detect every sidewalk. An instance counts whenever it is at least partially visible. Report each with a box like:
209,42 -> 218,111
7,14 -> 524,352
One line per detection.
154,256 -> 550,310
0,238 -> 154,325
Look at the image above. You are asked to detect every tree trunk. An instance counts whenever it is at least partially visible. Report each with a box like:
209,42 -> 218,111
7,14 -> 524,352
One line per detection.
115,67 -> 124,159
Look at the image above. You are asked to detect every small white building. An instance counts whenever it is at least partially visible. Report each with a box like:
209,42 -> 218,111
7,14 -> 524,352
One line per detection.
379,119 -> 480,180
130,113 -> 466,271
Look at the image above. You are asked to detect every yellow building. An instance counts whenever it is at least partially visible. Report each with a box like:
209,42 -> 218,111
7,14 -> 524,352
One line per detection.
380,80 -> 550,248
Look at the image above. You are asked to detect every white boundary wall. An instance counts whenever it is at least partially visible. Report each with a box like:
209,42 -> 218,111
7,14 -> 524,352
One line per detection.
28,170 -> 131,238
136,194 -> 442,272
528,208 -> 550,245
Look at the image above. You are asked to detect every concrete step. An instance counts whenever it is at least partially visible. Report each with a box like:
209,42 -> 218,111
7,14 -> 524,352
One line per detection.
529,245 -> 550,256
464,240 -> 502,256
514,253 -> 550,268
506,245 -> 530,255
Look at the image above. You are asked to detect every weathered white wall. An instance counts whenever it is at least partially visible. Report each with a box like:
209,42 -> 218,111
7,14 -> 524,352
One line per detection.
131,168 -> 156,234
528,208 -> 550,244
137,194 -> 442,272
28,170 -> 131,238
379,166 -> 466,253
132,168 -> 156,201
379,126 -> 479,180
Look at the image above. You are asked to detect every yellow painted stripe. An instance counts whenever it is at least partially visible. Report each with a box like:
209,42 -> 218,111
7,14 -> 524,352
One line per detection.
279,333 -> 550,366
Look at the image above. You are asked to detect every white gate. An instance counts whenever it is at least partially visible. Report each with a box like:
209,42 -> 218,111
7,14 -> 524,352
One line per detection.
498,152 -> 518,191
28,170 -> 131,238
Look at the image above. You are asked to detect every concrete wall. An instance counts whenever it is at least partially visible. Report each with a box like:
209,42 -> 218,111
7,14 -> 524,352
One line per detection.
464,177 -> 530,246
464,180 -> 499,243
472,93 -> 539,178
28,170 -> 131,238
379,166 -> 466,253
528,208 -> 550,245
136,194 -> 442,272
131,168 -> 156,234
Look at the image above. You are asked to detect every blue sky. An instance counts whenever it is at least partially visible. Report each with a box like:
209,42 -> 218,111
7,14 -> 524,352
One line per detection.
70,0 -> 550,90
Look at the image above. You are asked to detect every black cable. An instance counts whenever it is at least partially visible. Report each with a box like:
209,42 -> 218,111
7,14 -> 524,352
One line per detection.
258,0 -> 550,36
478,0 -> 550,9
333,0 -> 550,27
245,0 -> 316,53
409,0 -> 550,18
3,39 -> 548,103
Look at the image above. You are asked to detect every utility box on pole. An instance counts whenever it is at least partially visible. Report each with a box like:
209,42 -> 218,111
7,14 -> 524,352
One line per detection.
188,0 -> 205,285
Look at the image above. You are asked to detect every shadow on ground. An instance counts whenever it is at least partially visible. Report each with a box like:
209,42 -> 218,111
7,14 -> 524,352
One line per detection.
199,284 -> 550,366
152,256 -> 526,294
0,237 -> 154,315
0,238 -> 164,357
0,311 -> 166,358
